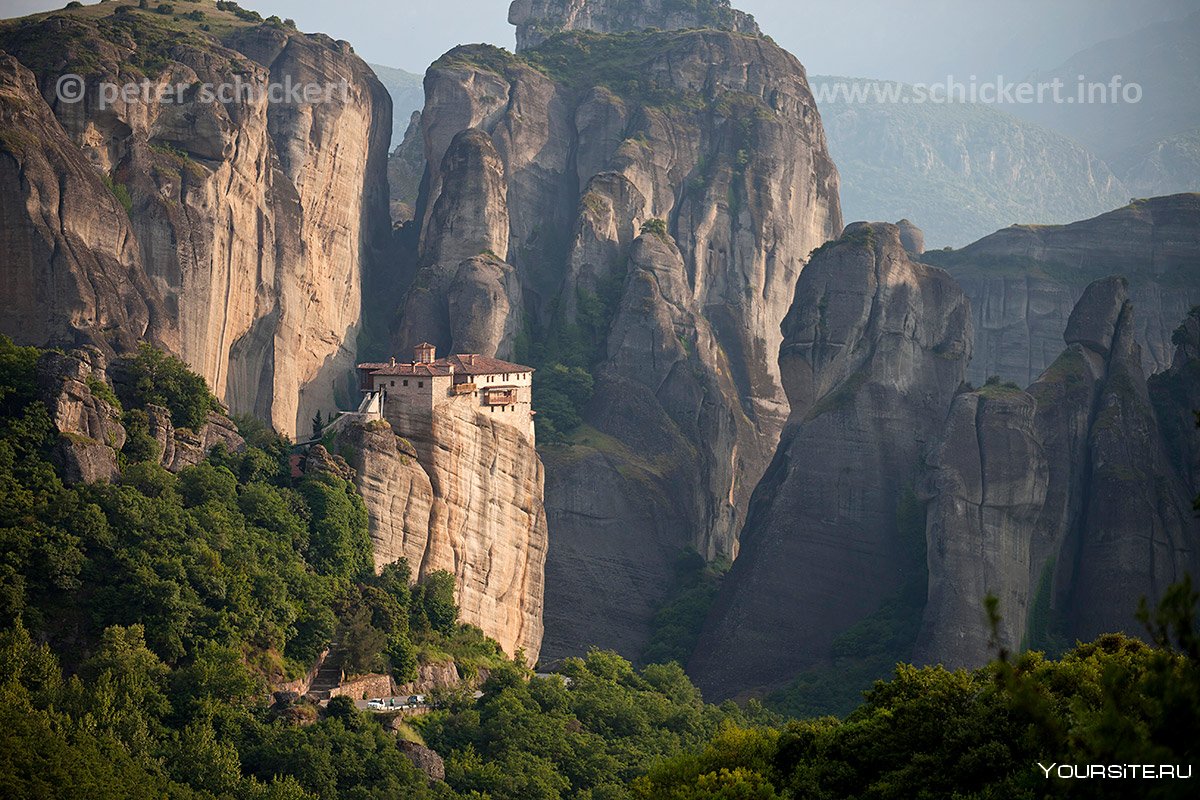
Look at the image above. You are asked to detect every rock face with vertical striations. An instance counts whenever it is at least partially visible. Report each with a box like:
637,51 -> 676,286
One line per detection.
914,386 -> 1048,668
0,9 -> 392,438
921,194 -> 1200,387
1049,278 -> 1197,644
401,0 -> 842,662
690,222 -> 972,698
334,405 -> 548,662
0,52 -> 171,357
914,277 -> 1199,669
144,405 -> 246,475
1149,306 -> 1200,497
334,419 -> 436,573
398,129 -> 516,358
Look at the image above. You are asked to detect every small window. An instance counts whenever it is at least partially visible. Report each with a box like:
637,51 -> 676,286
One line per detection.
390,380 -> 395,387
418,381 -> 424,388
504,373 -> 509,381
403,380 -> 408,387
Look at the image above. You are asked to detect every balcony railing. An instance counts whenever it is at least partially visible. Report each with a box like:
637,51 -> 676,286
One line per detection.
484,389 -> 516,406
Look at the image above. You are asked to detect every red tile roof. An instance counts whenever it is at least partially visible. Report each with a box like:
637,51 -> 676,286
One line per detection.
358,354 -> 534,378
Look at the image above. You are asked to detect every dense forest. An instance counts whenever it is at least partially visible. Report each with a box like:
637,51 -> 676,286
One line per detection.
1,335 -> 1197,799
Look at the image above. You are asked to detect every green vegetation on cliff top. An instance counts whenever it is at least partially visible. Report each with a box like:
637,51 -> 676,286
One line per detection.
433,27 -> 764,109
0,0 -> 297,78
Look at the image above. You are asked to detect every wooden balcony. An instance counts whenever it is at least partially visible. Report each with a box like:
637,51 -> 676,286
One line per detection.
452,382 -> 477,396
484,388 -> 516,406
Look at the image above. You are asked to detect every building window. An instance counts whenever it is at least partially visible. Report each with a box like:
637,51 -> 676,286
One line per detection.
390,380 -> 395,387
418,381 -> 424,388
403,380 -> 408,387
504,373 -> 509,381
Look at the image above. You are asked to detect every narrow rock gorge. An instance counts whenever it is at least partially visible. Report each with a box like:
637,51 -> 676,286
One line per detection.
393,0 -> 842,661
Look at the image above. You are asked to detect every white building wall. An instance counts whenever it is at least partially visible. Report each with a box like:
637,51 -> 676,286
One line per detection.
374,370 -> 535,442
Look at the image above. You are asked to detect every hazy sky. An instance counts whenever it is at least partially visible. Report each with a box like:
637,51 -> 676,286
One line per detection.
2,0 -> 1194,78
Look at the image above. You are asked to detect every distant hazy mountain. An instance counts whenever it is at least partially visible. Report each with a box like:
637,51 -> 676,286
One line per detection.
368,63 -> 424,145
812,76 -> 1129,248
1113,127 -> 1200,198
1011,10 -> 1200,168
1003,9 -> 1200,200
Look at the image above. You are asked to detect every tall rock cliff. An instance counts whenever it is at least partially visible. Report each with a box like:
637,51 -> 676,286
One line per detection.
1149,307 -> 1200,496
0,7 -> 392,437
1038,279 -> 1197,646
914,385 -> 1048,668
0,52 -> 170,356
922,194 -> 1200,387
690,223 -> 972,698
396,0 -> 842,661
914,277 -> 1199,668
334,408 -> 548,661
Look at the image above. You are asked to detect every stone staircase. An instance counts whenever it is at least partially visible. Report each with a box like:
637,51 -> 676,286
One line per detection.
305,642 -> 345,703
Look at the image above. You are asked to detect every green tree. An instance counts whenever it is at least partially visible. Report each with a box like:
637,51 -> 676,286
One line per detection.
119,344 -> 216,429
386,631 -> 419,684
534,363 -> 594,441
413,570 -> 459,635
340,605 -> 387,676
299,471 -> 371,580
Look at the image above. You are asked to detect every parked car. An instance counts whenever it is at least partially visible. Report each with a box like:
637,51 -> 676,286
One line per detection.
366,698 -> 386,710
406,694 -> 426,707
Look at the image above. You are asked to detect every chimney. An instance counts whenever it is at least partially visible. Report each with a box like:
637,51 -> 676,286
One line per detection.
415,342 -> 436,363
390,357 -> 396,367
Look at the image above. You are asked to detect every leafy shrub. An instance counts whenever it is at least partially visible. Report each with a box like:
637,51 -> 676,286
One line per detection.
215,0 -> 261,22
641,217 -> 669,238
641,549 -> 728,666
100,174 -> 132,213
